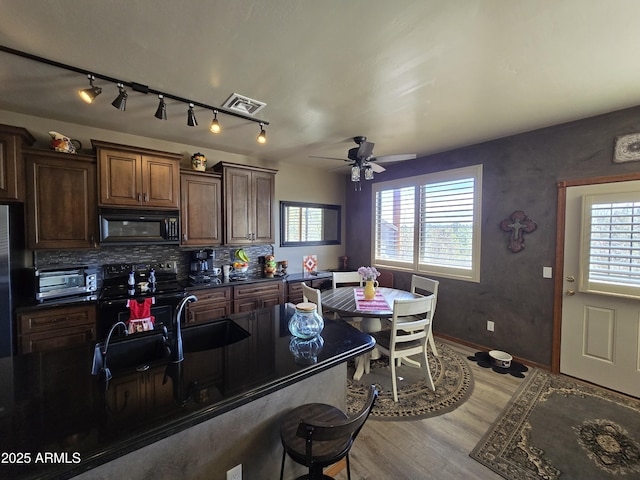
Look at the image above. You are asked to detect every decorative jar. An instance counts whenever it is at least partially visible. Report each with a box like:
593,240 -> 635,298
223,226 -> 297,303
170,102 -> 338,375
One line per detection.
288,302 -> 324,339
191,152 -> 207,171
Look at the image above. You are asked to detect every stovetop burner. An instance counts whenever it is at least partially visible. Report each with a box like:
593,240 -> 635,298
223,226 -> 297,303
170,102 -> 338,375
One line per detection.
100,261 -> 185,301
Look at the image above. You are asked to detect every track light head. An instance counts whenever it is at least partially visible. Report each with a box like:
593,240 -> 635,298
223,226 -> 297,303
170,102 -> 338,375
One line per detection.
79,74 -> 102,104
111,83 -> 128,111
187,103 -> 197,127
209,110 -> 221,134
154,94 -> 167,120
257,122 -> 267,144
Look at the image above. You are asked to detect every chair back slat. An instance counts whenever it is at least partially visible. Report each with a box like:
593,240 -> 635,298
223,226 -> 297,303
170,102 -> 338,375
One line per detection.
332,271 -> 363,289
301,282 -> 323,313
410,275 -> 439,315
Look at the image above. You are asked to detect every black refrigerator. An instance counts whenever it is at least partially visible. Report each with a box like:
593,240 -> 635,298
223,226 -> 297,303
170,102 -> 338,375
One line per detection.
0,204 -> 26,358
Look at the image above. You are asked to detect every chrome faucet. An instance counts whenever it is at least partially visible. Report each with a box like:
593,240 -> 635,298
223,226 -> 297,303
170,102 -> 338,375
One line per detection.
172,294 -> 198,362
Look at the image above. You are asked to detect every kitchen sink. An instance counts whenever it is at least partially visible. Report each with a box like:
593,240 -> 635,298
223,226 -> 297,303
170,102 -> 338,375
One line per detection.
181,319 -> 250,353
91,332 -> 170,375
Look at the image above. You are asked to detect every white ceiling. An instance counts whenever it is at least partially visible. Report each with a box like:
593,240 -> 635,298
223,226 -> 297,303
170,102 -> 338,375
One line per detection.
1,1 -> 640,171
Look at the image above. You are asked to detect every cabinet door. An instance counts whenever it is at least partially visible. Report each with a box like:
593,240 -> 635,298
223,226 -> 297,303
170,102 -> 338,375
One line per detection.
252,170 -> 275,243
141,155 -> 180,209
0,132 -> 21,201
106,373 -> 145,420
98,148 -> 142,206
25,152 -> 98,249
186,288 -> 232,324
180,172 -> 222,245
19,325 -> 96,354
224,167 -> 253,244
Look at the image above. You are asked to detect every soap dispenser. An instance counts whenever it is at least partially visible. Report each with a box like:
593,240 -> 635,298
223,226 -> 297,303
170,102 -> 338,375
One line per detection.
128,270 -> 136,286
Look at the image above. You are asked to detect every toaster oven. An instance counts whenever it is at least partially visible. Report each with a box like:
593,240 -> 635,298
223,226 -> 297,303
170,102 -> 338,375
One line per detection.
35,266 -> 97,302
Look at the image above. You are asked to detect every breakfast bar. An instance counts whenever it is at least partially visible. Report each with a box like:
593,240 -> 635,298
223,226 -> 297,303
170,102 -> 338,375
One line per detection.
0,304 -> 374,480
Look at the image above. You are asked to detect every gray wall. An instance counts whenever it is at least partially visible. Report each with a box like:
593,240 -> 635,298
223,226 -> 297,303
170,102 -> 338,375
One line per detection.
345,105 -> 640,366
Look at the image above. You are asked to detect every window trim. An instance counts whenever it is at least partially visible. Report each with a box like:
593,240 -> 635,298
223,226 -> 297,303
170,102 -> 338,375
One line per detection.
371,164 -> 482,282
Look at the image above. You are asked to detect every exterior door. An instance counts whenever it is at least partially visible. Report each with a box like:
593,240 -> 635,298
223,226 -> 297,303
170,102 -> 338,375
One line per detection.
561,181 -> 640,397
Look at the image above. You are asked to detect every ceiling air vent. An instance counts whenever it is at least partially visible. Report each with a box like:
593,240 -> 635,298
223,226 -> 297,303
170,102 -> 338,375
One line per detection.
221,93 -> 266,116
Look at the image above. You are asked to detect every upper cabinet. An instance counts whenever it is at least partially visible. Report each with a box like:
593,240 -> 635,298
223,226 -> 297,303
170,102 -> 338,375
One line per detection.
214,162 -> 277,245
180,169 -> 222,246
0,124 -> 35,202
24,148 -> 98,249
93,140 -> 181,209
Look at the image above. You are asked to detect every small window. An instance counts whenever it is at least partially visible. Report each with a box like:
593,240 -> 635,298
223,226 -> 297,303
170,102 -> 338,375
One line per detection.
280,201 -> 341,246
581,192 -> 640,298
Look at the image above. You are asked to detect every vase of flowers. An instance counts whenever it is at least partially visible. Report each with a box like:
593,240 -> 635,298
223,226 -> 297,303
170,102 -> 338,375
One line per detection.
358,266 -> 380,300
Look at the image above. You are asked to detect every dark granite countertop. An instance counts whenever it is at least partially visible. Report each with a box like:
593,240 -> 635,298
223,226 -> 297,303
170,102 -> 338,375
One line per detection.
0,305 -> 374,480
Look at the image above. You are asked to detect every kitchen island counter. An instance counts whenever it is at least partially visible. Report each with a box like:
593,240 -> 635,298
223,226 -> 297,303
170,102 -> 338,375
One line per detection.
0,305 -> 374,480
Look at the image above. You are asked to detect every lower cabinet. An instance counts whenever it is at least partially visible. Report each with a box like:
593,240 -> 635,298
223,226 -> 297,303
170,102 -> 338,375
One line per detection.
105,366 -> 174,421
233,281 -> 284,313
186,287 -> 232,324
287,278 -> 330,304
17,304 -> 96,354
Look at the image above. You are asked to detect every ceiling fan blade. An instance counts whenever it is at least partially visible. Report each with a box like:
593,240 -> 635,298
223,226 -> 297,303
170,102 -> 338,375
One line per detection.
328,163 -> 354,173
372,153 -> 417,164
368,162 -> 386,173
309,155 -> 351,162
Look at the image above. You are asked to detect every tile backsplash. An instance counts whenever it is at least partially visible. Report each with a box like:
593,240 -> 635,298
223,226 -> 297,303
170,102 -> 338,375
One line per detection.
34,244 -> 275,285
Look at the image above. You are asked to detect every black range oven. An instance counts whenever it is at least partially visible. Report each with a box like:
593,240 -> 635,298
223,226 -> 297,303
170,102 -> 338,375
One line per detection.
97,262 -> 185,340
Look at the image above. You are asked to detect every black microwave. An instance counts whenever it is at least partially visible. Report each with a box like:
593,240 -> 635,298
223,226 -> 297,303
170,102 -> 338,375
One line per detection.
98,208 -> 180,245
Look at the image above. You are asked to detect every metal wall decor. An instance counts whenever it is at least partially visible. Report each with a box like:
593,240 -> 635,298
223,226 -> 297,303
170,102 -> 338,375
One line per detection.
500,211 -> 537,253
614,132 -> 640,163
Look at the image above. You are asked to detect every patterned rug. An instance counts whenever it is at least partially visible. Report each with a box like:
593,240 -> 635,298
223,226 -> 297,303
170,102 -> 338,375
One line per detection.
471,369 -> 640,479
346,340 -> 473,420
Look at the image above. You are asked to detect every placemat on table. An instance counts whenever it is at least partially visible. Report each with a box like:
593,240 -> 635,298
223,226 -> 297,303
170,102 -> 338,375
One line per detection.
354,288 -> 391,311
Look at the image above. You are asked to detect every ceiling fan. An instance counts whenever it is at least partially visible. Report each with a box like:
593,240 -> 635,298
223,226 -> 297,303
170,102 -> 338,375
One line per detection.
311,136 -> 417,190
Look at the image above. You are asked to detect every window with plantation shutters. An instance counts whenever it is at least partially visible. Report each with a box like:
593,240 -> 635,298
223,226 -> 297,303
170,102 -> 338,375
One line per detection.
373,165 -> 482,282
580,192 -> 640,298
285,205 -> 323,242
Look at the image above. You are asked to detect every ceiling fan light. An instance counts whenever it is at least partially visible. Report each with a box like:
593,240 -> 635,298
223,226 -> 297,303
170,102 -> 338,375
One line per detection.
78,74 -> 102,104
111,83 -> 128,111
364,165 -> 374,180
154,94 -> 167,120
257,123 -> 267,144
209,110 -> 221,133
351,165 -> 361,182
187,103 -> 197,126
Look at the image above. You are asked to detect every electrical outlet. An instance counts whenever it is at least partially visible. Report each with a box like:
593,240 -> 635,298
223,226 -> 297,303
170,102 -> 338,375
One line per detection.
227,464 -> 242,480
487,320 -> 495,332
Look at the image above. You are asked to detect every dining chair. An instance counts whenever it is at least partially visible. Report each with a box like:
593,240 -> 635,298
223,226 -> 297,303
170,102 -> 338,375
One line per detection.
410,274 -> 440,357
331,271 -> 363,289
279,384 -> 377,480
301,282 -> 323,314
371,296 -> 435,401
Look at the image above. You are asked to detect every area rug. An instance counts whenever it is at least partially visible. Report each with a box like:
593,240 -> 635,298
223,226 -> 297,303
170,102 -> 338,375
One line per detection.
470,369 -> 640,479
346,340 -> 473,420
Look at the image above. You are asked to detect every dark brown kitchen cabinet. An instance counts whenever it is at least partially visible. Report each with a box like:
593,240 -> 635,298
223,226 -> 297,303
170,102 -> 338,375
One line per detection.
24,148 -> 98,249
0,124 -> 35,202
214,162 -> 277,244
17,304 -> 96,354
186,287 -> 232,324
93,140 -> 181,209
233,281 -> 284,313
180,170 -> 222,246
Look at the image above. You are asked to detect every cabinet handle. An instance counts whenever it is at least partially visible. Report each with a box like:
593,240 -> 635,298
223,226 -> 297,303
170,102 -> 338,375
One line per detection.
144,193 -> 149,202
183,233 -> 187,241
138,193 -> 142,202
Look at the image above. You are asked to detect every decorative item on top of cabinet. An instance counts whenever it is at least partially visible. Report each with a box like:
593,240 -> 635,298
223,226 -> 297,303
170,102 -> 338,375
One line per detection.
93,140 -> 181,209
24,148 -> 98,249
17,304 -> 96,354
0,124 -> 35,202
213,162 -> 277,245
180,169 -> 222,246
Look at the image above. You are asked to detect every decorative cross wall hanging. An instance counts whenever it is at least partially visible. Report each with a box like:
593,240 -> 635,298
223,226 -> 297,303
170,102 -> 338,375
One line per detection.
500,211 -> 537,253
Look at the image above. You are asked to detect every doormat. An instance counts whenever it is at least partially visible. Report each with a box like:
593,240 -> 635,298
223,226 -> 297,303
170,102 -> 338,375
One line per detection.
470,369 -> 640,479
347,340 -> 473,421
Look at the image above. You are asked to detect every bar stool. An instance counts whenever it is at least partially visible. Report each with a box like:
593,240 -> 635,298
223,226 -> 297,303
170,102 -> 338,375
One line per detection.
279,384 -> 377,480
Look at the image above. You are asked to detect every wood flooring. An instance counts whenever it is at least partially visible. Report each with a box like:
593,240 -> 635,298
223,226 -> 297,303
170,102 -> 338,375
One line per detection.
332,340 -> 526,480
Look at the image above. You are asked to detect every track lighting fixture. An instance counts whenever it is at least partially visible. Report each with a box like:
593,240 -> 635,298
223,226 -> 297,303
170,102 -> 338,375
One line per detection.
187,103 -> 197,126
78,74 -> 102,104
209,110 -> 221,134
257,123 -> 267,144
0,45 -> 270,143
154,94 -> 167,120
111,83 -> 128,111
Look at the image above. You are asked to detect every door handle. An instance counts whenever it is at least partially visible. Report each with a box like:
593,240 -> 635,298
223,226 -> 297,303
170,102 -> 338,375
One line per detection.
566,276 -> 575,282
565,290 -> 575,296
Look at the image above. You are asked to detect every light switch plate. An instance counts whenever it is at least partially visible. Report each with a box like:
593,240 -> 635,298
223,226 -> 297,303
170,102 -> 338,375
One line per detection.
543,266 -> 553,278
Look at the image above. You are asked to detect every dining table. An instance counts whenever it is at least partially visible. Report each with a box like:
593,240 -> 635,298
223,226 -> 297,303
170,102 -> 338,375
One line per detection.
321,286 -> 430,380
